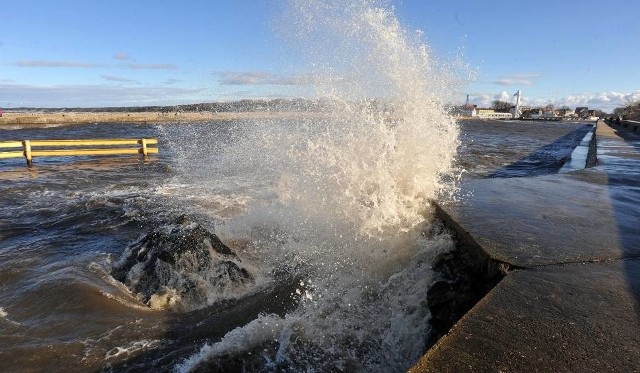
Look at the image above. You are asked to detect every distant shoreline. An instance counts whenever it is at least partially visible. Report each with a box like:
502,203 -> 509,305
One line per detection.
0,110 -> 327,127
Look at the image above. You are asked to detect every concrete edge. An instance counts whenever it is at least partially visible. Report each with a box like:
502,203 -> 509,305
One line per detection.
423,203 -> 517,345
620,120 -> 640,132
415,122 -> 606,370
432,202 -> 519,273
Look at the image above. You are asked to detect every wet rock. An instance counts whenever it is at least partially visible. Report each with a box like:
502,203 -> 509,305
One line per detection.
112,215 -> 255,310
426,208 -> 510,345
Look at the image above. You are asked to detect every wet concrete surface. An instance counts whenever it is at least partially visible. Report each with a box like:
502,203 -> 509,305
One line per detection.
412,260 -> 640,373
412,121 -> 640,372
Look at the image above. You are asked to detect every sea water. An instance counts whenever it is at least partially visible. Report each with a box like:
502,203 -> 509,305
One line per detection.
171,2 -> 461,369
0,118 -> 589,372
0,0 -> 592,371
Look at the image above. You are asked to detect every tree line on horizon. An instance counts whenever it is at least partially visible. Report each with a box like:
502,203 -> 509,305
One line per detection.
5,98 -> 333,113
491,99 -> 640,120
612,101 -> 640,120
6,97 -> 639,120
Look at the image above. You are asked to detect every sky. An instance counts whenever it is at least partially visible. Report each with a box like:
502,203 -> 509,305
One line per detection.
1,0 -> 638,111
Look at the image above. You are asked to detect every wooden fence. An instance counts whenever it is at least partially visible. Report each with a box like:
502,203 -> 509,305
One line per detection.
0,138 -> 158,166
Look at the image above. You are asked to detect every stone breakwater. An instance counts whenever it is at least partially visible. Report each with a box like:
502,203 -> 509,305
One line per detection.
412,120 -> 640,372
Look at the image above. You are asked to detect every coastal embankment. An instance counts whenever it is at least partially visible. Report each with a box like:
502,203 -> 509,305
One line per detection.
0,110 -> 325,127
618,119 -> 640,133
412,120 -> 640,371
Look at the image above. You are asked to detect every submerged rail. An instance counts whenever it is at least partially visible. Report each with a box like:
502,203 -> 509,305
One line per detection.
0,138 -> 158,166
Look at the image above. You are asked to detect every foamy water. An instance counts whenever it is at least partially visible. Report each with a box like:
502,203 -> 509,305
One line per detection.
159,1 -> 462,371
0,1 -> 468,371
0,117 -> 592,372
277,1 -> 461,236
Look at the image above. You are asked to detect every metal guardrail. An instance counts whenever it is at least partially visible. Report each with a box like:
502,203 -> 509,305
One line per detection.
0,138 -> 158,166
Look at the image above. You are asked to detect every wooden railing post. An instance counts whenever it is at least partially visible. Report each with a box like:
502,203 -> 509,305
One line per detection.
140,138 -> 149,158
22,140 -> 33,166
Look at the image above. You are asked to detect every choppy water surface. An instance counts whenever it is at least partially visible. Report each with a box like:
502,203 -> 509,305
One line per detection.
0,0 -> 597,371
457,119 -> 593,178
0,119 -> 445,373
0,117 -> 594,372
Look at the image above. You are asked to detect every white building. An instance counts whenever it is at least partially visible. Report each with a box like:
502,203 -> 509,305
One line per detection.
475,108 -> 513,119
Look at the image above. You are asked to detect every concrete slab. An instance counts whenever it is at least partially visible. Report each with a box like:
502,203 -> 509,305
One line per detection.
412,121 -> 640,371
411,260 -> 640,373
437,170 -> 629,267
437,122 -> 640,268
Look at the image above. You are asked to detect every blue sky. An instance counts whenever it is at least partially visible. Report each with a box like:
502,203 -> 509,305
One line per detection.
1,0 -> 638,111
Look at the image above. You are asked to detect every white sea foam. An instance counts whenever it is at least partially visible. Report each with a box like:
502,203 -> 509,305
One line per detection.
89,262 -> 156,311
0,306 -> 21,327
105,339 -> 161,360
176,231 -> 453,372
167,0 -> 463,370
266,1 -> 461,237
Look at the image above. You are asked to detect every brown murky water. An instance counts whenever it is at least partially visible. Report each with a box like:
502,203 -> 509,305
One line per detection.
0,119 -> 595,372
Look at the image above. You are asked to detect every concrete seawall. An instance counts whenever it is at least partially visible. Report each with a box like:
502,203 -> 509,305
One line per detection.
618,119 -> 640,132
412,120 -> 640,372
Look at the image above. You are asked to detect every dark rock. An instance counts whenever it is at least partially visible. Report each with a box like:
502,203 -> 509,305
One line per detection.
425,208 -> 510,346
112,216 -> 255,310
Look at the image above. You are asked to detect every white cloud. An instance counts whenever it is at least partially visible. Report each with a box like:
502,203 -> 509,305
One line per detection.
113,52 -> 130,61
218,71 -> 309,86
101,75 -> 138,83
13,59 -> 178,71
164,78 -> 183,85
526,91 -> 640,112
15,60 -> 103,68
467,90 -> 517,107
496,91 -> 511,102
0,81 -> 205,108
126,63 -> 177,70
493,73 -> 542,87
468,90 -> 640,112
